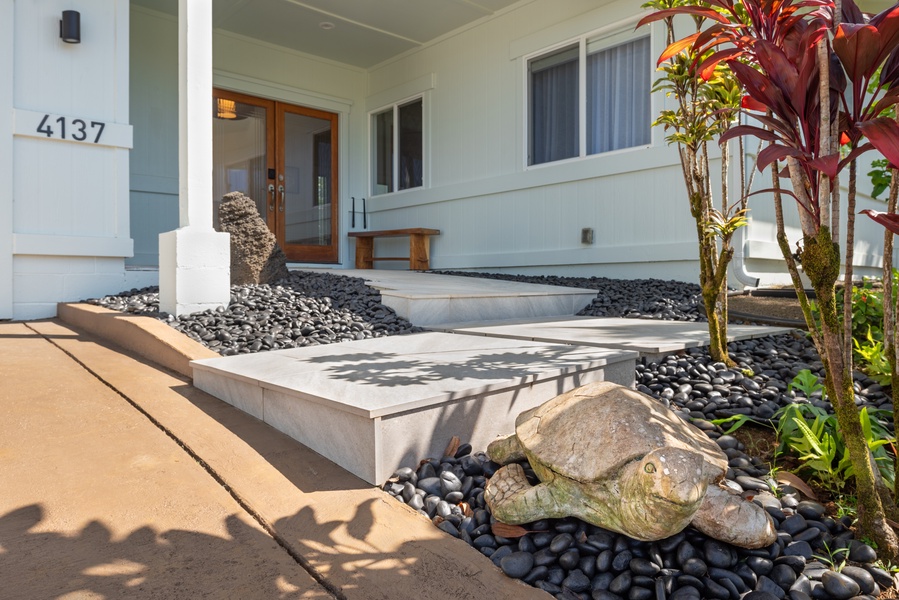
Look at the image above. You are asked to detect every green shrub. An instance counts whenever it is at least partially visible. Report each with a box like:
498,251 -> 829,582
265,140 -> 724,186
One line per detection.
811,275 -> 896,384
774,371 -> 896,494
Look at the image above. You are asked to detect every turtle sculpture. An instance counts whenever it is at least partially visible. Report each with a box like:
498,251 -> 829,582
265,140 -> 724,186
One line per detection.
484,381 -> 777,549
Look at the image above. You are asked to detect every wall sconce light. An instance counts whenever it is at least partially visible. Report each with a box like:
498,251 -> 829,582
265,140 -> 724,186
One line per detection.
60,10 -> 81,44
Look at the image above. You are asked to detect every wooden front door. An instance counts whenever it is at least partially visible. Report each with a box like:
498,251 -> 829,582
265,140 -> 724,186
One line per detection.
213,89 -> 339,263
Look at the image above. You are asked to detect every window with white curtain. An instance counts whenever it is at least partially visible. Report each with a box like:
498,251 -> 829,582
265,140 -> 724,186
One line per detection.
371,97 -> 424,195
528,32 -> 651,166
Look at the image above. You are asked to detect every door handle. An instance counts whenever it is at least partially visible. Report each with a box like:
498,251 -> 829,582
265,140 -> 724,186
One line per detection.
278,184 -> 285,212
268,184 -> 275,212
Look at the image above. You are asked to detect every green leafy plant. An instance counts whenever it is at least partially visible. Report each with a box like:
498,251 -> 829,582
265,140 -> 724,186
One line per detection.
875,558 -> 899,574
810,277 -> 897,381
710,413 -> 756,434
814,541 -> 850,572
774,403 -> 897,495
786,409 -> 850,493
854,327 -> 893,386
832,495 -> 858,521
788,369 -> 826,398
868,158 -> 892,200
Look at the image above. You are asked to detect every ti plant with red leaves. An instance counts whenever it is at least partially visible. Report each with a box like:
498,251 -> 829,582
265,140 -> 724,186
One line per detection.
641,0 -> 748,367
641,0 -> 899,557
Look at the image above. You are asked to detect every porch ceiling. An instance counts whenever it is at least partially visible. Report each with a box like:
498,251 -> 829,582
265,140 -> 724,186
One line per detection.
132,0 -> 522,69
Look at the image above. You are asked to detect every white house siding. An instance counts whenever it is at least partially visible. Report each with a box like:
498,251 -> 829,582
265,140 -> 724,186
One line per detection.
129,6 -> 366,270
361,0 -> 893,285
359,0 -> 693,279
743,169 -> 893,286
3,0 -> 132,320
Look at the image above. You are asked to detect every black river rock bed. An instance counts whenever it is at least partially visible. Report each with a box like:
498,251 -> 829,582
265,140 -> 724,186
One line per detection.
85,271 -> 422,355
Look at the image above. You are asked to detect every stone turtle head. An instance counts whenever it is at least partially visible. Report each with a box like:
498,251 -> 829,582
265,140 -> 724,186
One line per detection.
618,446 -> 708,539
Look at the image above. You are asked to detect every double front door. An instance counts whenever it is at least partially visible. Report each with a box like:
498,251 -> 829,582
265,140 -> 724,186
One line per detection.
213,89 -> 338,263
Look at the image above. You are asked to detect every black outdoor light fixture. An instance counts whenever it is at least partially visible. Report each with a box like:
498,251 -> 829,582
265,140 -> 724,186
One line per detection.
60,10 -> 81,44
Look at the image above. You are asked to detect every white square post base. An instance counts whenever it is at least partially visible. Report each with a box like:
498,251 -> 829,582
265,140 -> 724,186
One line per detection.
159,227 -> 230,317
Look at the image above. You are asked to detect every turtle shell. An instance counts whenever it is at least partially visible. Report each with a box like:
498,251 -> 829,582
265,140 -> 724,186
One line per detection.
514,381 -> 728,483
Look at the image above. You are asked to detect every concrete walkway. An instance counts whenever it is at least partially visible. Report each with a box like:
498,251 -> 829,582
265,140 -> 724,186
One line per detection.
0,320 -> 546,600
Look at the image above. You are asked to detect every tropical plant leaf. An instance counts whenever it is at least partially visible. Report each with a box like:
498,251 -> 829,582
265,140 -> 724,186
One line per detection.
726,60 -> 795,122
858,117 -> 899,167
868,4 -> 899,76
775,471 -> 818,500
698,48 -> 745,79
492,522 -> 532,538
719,124 -> 783,144
833,24 -> 882,84
757,144 -> 804,171
880,46 -> 899,90
861,209 -> 899,235
741,95 -> 768,112
636,6 -> 732,29
807,153 -> 840,179
841,0 -> 865,25
657,32 -> 703,66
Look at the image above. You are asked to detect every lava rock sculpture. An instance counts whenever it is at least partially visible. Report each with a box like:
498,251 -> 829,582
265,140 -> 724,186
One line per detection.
218,191 -> 289,285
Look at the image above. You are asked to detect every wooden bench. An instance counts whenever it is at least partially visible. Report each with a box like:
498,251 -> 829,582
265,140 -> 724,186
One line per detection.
348,228 -> 440,270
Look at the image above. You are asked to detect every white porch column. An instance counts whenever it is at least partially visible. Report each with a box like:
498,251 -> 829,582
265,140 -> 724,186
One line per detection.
158,0 -> 230,316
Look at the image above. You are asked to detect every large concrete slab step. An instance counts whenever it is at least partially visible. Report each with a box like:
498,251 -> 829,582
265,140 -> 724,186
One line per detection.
191,331 -> 636,485
302,269 -> 597,326
433,316 -> 796,361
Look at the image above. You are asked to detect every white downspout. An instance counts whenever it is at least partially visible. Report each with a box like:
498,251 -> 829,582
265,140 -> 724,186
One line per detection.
731,219 -> 760,288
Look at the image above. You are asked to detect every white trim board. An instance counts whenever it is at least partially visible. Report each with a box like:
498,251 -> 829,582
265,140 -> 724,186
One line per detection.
13,234 -> 133,258
0,0 -> 13,319
213,70 -> 354,113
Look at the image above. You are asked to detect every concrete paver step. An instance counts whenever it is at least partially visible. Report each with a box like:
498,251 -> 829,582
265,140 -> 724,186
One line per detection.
192,331 -> 637,484
432,316 -> 796,361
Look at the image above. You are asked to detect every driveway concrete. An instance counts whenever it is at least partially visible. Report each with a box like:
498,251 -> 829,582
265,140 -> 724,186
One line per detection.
0,320 -> 546,600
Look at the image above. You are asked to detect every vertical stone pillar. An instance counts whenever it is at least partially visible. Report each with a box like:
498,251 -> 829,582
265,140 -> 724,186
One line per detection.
158,0 -> 230,316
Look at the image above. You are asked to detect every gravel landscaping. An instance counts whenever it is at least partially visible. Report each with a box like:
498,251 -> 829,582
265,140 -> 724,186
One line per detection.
87,271 -> 897,599
385,332 -> 894,600
86,271 -> 422,355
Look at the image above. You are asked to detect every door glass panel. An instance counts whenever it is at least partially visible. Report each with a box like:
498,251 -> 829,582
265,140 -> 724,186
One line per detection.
283,112 -> 332,246
212,97 -> 268,226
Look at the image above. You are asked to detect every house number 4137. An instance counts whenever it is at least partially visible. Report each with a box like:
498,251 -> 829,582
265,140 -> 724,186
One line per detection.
36,114 -> 105,143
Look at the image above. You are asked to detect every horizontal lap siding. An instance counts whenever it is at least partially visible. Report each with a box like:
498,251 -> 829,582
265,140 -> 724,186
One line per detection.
368,163 -> 700,277
363,0 -> 703,279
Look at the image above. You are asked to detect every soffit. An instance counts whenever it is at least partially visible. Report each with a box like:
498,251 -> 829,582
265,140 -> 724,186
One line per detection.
131,0 -> 522,69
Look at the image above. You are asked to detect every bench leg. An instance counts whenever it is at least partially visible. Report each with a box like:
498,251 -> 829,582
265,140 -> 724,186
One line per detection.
355,237 -> 374,269
409,233 -> 430,270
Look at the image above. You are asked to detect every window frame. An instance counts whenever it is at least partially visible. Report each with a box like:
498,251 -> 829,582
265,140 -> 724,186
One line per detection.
523,23 -> 653,169
369,94 -> 426,196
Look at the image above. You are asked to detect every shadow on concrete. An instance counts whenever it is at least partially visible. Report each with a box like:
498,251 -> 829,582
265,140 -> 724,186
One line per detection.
301,347 -> 599,388
0,497 -> 528,600
0,504 -> 327,599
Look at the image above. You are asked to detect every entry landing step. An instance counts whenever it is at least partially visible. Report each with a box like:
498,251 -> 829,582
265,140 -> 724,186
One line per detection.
300,269 -> 598,326
191,331 -> 636,485
432,316 -> 797,361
